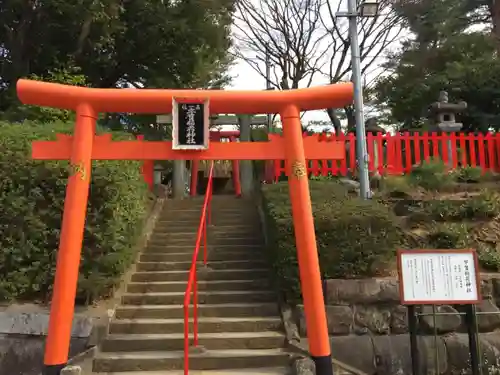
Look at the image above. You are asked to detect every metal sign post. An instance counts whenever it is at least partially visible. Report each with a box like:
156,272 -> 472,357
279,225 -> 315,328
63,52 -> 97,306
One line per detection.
397,249 -> 482,375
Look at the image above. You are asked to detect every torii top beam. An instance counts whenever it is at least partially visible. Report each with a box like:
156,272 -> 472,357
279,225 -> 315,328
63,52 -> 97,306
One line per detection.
16,79 -> 353,114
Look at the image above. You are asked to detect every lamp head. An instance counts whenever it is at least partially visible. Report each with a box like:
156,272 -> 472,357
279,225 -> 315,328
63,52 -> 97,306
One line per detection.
359,0 -> 379,17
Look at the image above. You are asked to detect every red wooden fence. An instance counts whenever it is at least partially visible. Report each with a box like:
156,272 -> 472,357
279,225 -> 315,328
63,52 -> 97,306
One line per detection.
273,132 -> 500,180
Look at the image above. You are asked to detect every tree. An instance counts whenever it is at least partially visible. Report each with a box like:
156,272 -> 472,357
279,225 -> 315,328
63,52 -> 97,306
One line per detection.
374,0 -> 500,131
319,0 -> 404,132
0,0 -> 235,114
233,0 -> 326,91
376,33 -> 500,132
2,66 -> 89,123
233,0 -> 404,134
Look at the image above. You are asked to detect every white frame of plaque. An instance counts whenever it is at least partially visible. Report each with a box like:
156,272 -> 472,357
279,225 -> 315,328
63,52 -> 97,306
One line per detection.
172,97 -> 210,150
397,249 -> 481,305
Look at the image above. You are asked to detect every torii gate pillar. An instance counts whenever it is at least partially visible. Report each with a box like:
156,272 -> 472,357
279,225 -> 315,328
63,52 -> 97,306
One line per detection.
282,105 -> 331,373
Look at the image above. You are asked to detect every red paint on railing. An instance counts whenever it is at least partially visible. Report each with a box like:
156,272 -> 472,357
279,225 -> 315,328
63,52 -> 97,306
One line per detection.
184,161 -> 214,375
273,132 -> 500,179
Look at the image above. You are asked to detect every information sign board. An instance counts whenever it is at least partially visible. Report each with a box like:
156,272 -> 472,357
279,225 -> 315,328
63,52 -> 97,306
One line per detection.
397,249 -> 480,305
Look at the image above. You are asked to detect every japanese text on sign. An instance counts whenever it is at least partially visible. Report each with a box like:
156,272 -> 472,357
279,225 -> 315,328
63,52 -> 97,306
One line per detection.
182,104 -> 200,145
398,251 -> 479,304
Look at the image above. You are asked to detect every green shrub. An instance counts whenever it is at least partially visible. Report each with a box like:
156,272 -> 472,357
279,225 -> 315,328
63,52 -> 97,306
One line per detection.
477,246 -> 500,272
420,222 -> 500,272
425,223 -> 471,248
407,158 -> 455,191
378,175 -> 412,197
0,121 -> 150,303
455,166 -> 483,183
262,180 -> 402,304
463,190 -> 500,218
422,190 -> 500,221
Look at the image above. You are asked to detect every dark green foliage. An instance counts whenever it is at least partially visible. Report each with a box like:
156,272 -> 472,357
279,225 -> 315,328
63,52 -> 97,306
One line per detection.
456,166 -> 483,183
262,181 -> 402,304
408,158 -> 456,191
375,24 -> 500,131
264,175 -> 500,304
0,121 -> 149,303
422,191 -> 500,221
1,0 -> 235,122
421,223 -> 500,272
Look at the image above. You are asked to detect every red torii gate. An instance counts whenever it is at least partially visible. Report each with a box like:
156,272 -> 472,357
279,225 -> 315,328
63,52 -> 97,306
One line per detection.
16,79 -> 353,375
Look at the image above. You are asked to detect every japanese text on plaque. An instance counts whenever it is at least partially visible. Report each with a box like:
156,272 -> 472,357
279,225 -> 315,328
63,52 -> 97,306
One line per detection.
182,104 -> 200,145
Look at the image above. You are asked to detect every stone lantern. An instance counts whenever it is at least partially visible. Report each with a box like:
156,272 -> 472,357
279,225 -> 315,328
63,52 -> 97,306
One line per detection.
429,91 -> 467,165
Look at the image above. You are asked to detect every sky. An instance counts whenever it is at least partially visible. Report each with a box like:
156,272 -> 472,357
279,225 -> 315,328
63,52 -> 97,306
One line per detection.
228,60 -> 266,91
223,0 -> 407,128
226,59 -> 332,124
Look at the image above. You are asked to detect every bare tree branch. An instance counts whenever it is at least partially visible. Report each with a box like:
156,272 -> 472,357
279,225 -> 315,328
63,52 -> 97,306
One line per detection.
232,0 -> 406,134
320,0 -> 405,86
232,0 -> 326,90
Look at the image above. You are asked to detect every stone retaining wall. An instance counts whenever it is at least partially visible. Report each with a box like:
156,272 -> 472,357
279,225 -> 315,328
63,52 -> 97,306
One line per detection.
287,275 -> 500,374
294,275 -> 500,337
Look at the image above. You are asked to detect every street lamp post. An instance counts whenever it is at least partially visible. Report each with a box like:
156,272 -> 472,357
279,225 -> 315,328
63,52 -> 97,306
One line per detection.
256,49 -> 275,130
336,0 -> 379,200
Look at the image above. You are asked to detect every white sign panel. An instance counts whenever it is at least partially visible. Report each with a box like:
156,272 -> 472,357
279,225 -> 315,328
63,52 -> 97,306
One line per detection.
398,250 -> 480,304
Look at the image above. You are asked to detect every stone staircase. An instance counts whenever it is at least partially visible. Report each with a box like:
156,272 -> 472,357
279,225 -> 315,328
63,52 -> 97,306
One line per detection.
93,195 -> 290,373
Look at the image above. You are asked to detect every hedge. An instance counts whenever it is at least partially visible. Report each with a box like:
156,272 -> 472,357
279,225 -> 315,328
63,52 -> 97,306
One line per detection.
0,121 -> 150,303
262,180 -> 402,304
263,171 -> 500,305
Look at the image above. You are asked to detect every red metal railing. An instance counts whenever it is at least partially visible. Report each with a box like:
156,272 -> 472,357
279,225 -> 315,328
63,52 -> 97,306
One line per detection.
272,132 -> 500,179
183,161 -> 214,375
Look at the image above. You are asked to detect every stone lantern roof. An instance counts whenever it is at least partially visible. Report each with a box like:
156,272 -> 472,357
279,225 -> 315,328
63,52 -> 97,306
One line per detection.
429,91 -> 467,114
429,91 -> 467,132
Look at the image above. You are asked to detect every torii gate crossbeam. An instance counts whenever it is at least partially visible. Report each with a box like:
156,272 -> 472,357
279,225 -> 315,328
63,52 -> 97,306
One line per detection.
16,79 -> 354,375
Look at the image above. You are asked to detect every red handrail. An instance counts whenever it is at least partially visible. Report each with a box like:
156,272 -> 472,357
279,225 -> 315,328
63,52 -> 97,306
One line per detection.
184,161 -> 214,375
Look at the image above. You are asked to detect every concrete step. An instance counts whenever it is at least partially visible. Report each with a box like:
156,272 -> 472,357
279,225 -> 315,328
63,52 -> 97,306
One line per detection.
159,211 -> 258,220
148,236 -> 262,246
140,251 -> 263,263
153,223 -> 258,232
157,216 -> 259,224
154,231 -> 262,240
115,303 -> 280,319
109,316 -> 283,334
164,199 -> 255,209
130,268 -> 269,282
144,244 -> 262,254
93,349 -> 291,372
151,230 -> 261,240
156,218 -> 259,226
93,367 -> 291,375
136,260 -> 267,272
122,290 -> 275,305
101,331 -> 286,352
156,218 -> 259,227
160,207 -> 247,213
127,279 -> 270,293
